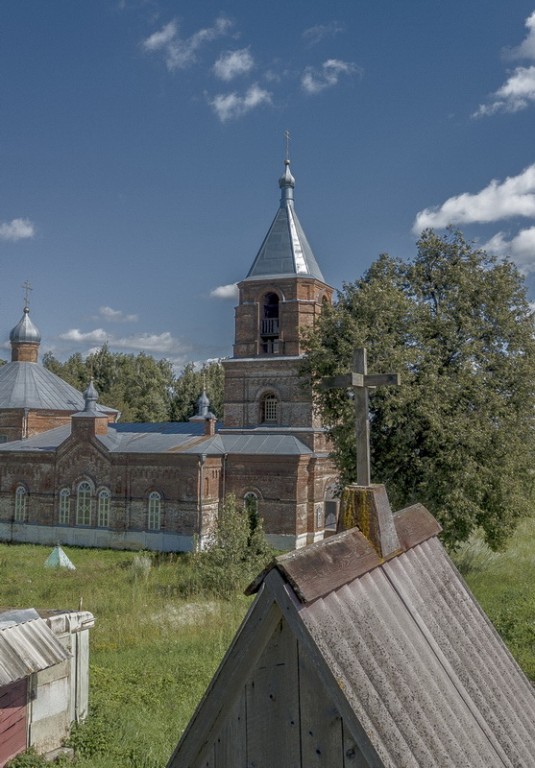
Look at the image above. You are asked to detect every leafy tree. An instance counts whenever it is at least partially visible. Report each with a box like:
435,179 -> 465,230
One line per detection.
43,345 -> 174,422
304,229 -> 535,550
171,361 -> 224,421
188,494 -> 273,599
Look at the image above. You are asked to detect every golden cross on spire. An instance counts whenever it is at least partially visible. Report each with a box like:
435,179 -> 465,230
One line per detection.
22,280 -> 33,309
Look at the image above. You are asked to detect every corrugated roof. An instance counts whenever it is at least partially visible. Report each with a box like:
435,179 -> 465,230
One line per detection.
246,161 -> 325,282
294,536 -> 535,766
0,361 -> 116,414
170,500 -> 535,767
0,611 -> 71,686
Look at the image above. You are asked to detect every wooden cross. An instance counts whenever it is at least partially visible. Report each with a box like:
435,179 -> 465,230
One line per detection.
321,348 -> 401,486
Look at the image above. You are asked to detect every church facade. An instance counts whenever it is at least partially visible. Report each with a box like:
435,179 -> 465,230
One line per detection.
0,160 -> 338,552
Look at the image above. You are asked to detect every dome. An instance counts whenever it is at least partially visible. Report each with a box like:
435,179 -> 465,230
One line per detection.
9,307 -> 41,345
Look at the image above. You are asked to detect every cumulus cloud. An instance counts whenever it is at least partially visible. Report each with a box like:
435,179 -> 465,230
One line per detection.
301,59 -> 361,95
98,306 -> 138,323
142,16 -> 233,71
59,328 -> 189,356
59,328 -> 110,344
483,226 -> 535,274
475,11 -> 535,116
209,283 -> 239,299
413,164 -> 535,233
0,218 -> 35,241
302,21 -> 345,46
209,84 -> 272,122
213,48 -> 254,81
505,10 -> 535,60
474,65 -> 535,116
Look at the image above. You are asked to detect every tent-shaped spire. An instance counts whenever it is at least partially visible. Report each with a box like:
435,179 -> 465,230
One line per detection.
245,160 -> 325,281
44,544 -> 76,570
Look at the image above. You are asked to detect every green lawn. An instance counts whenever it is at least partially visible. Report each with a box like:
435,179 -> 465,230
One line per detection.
1,520 -> 534,767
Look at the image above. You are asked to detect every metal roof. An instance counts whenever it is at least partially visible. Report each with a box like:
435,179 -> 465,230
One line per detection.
245,161 -> 325,282
0,361 -> 117,414
0,609 -> 71,687
9,307 -> 41,344
0,421 -> 313,456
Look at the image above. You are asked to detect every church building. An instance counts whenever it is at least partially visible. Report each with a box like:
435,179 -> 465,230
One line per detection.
0,159 -> 338,552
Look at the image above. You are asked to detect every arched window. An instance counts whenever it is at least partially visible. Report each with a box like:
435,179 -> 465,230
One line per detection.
261,393 -> 279,424
98,489 -> 111,528
76,481 -> 92,526
14,486 -> 27,522
59,489 -> 70,525
260,292 -> 280,353
148,492 -> 161,531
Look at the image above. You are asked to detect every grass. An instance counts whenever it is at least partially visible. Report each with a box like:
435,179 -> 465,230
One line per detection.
0,545 -> 250,767
1,518 -> 534,766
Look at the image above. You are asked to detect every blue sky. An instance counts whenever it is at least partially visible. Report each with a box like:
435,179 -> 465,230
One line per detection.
2,0 -> 535,368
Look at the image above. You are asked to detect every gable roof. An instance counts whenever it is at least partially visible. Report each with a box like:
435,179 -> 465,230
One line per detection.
168,503 -> 535,767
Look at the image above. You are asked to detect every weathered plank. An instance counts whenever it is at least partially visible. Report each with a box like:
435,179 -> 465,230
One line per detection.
299,644 -> 345,766
393,503 -> 441,550
213,691 -> 246,768
168,585 -> 281,768
275,528 -> 381,604
246,616 -> 301,767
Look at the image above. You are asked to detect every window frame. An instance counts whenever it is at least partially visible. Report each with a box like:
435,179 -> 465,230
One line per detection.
59,488 -> 70,525
97,488 -> 111,528
14,485 -> 27,522
148,491 -> 161,531
76,481 -> 92,526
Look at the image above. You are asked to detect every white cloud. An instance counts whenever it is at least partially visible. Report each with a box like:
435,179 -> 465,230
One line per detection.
213,48 -> 254,81
209,283 -> 239,300
142,16 -> 233,71
505,10 -> 535,60
98,306 -> 138,323
474,65 -> 535,116
0,218 -> 35,241
302,21 -> 345,46
59,328 -> 189,356
59,328 -> 109,344
301,59 -> 361,95
209,84 -> 272,122
475,12 -> 535,116
483,227 -> 535,274
413,164 -> 535,233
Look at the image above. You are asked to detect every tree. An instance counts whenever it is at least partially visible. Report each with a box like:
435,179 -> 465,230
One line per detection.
170,361 -> 224,421
43,345 -> 175,422
304,229 -> 535,549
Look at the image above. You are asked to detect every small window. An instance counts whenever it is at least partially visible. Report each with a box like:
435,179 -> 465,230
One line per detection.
98,489 -> 111,528
0,435 -> 7,444
14,486 -> 27,522
148,492 -> 161,531
76,481 -> 92,526
261,393 -> 279,423
59,489 -> 70,525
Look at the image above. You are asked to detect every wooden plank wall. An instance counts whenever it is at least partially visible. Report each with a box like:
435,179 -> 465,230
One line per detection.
0,679 -> 28,768
194,617 -> 369,768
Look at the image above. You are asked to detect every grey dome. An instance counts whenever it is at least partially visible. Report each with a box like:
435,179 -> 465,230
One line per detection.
9,307 -> 41,344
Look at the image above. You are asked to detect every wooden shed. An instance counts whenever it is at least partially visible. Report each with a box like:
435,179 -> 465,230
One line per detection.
168,485 -> 535,768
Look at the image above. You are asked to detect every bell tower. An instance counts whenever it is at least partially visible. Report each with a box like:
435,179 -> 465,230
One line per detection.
222,158 -> 333,451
